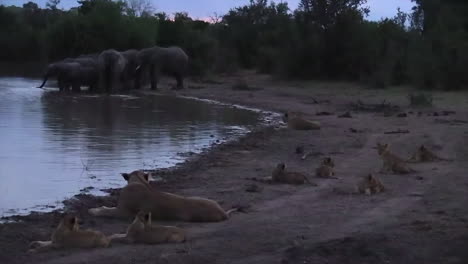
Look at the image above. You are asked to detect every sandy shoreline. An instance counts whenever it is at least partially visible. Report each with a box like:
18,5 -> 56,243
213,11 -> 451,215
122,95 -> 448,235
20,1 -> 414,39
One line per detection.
2,71 -> 468,264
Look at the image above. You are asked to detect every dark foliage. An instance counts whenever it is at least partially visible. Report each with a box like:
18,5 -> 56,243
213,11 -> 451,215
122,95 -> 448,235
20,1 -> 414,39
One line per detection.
0,0 -> 467,89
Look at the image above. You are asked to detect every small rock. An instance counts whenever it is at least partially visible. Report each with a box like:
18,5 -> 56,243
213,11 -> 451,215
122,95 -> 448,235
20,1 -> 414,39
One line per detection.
338,112 -> 352,118
80,186 -> 94,193
316,111 -> 333,116
442,110 -> 456,116
296,146 -> 305,154
349,128 -> 362,133
245,184 -> 263,193
397,113 -> 407,117
416,176 -> 424,181
433,112 -> 439,116
383,111 -> 393,117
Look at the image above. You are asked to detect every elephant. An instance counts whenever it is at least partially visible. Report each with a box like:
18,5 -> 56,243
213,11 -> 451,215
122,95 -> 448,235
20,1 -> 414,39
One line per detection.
120,49 -> 139,90
62,56 -> 99,92
97,49 -> 127,93
97,49 -> 141,93
38,56 -> 99,92
38,61 -> 84,92
135,46 -> 189,90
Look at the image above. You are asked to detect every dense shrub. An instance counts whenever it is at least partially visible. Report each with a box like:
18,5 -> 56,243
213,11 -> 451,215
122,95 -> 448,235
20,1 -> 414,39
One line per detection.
0,0 -> 467,89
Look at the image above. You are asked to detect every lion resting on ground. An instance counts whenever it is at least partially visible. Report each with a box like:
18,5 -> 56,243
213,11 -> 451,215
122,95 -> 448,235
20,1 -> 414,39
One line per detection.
28,214 -> 109,253
89,170 -> 236,222
356,174 -> 385,195
407,144 -> 453,162
376,143 -> 416,174
110,210 -> 186,244
272,163 -> 314,185
283,112 -> 320,130
315,157 -> 337,178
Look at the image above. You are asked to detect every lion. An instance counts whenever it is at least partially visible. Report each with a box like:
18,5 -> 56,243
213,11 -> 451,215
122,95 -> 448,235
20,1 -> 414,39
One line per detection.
356,174 -> 385,195
28,214 -> 109,253
407,144 -> 453,163
272,163 -> 315,185
110,211 -> 186,245
283,112 -> 320,130
89,170 -> 238,222
315,157 -> 337,179
246,163 -> 316,185
376,143 -> 416,174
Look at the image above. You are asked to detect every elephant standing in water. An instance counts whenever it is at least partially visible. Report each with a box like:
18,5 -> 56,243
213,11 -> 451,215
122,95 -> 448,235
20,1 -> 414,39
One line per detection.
62,56 -> 99,92
135,46 -> 189,90
97,49 -> 139,93
38,56 -> 99,92
121,49 -> 139,90
38,61 -> 86,92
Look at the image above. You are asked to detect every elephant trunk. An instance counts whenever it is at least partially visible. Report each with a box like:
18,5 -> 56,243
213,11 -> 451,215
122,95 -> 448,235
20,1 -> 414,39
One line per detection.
37,75 -> 48,88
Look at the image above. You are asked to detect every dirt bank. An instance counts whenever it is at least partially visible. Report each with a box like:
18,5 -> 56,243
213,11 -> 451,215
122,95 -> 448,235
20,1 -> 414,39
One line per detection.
2,71 -> 468,264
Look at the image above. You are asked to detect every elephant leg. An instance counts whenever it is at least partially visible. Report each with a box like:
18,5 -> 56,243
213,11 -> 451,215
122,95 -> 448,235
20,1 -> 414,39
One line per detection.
72,82 -> 81,92
106,71 -> 112,94
89,83 -> 96,93
61,82 -> 70,92
174,73 -> 184,90
134,71 -> 142,89
150,64 -> 158,90
112,72 -> 121,92
57,77 -> 65,91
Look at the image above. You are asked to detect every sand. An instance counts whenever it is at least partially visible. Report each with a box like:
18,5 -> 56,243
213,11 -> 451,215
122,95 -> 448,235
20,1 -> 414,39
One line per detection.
2,71 -> 468,264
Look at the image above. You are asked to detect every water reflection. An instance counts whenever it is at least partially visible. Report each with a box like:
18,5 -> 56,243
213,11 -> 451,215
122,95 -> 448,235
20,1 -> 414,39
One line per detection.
0,77 -> 261,217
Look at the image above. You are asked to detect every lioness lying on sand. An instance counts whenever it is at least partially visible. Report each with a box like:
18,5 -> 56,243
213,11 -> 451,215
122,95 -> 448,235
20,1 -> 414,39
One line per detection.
283,112 -> 320,130
356,174 -> 385,195
376,143 -> 416,174
28,214 -> 109,253
407,144 -> 453,163
89,170 -> 237,222
110,210 -> 186,244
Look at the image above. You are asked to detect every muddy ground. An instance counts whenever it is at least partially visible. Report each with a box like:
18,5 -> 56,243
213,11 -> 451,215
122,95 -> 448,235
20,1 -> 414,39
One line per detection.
2,71 -> 468,264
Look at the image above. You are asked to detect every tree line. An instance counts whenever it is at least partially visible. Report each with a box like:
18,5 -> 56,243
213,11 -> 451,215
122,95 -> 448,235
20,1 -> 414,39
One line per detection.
1,0 -> 467,90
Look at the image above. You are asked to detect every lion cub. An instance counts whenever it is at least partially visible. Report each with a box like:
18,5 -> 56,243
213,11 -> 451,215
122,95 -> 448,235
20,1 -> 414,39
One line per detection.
315,157 -> 337,178
376,143 -> 415,174
272,163 -> 314,185
110,211 -> 186,245
28,214 -> 109,253
407,145 -> 452,163
356,174 -> 385,195
283,112 -> 320,130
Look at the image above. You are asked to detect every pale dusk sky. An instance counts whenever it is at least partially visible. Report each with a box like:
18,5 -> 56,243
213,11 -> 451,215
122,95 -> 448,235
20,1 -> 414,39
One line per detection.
1,0 -> 415,21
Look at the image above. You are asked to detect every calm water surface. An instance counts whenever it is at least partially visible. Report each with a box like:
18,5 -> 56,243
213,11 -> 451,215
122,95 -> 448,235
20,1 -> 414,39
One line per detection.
0,77 -> 263,217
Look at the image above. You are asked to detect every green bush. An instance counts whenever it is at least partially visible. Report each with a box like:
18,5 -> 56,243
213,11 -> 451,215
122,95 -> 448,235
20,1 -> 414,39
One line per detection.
0,0 -> 467,85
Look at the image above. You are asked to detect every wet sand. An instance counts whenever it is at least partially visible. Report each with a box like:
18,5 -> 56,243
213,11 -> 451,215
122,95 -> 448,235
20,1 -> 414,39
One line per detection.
2,71 -> 468,264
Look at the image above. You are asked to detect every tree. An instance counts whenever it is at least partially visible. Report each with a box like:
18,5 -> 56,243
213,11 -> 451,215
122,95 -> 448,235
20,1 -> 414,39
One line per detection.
46,0 -> 61,10
125,0 -> 155,17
